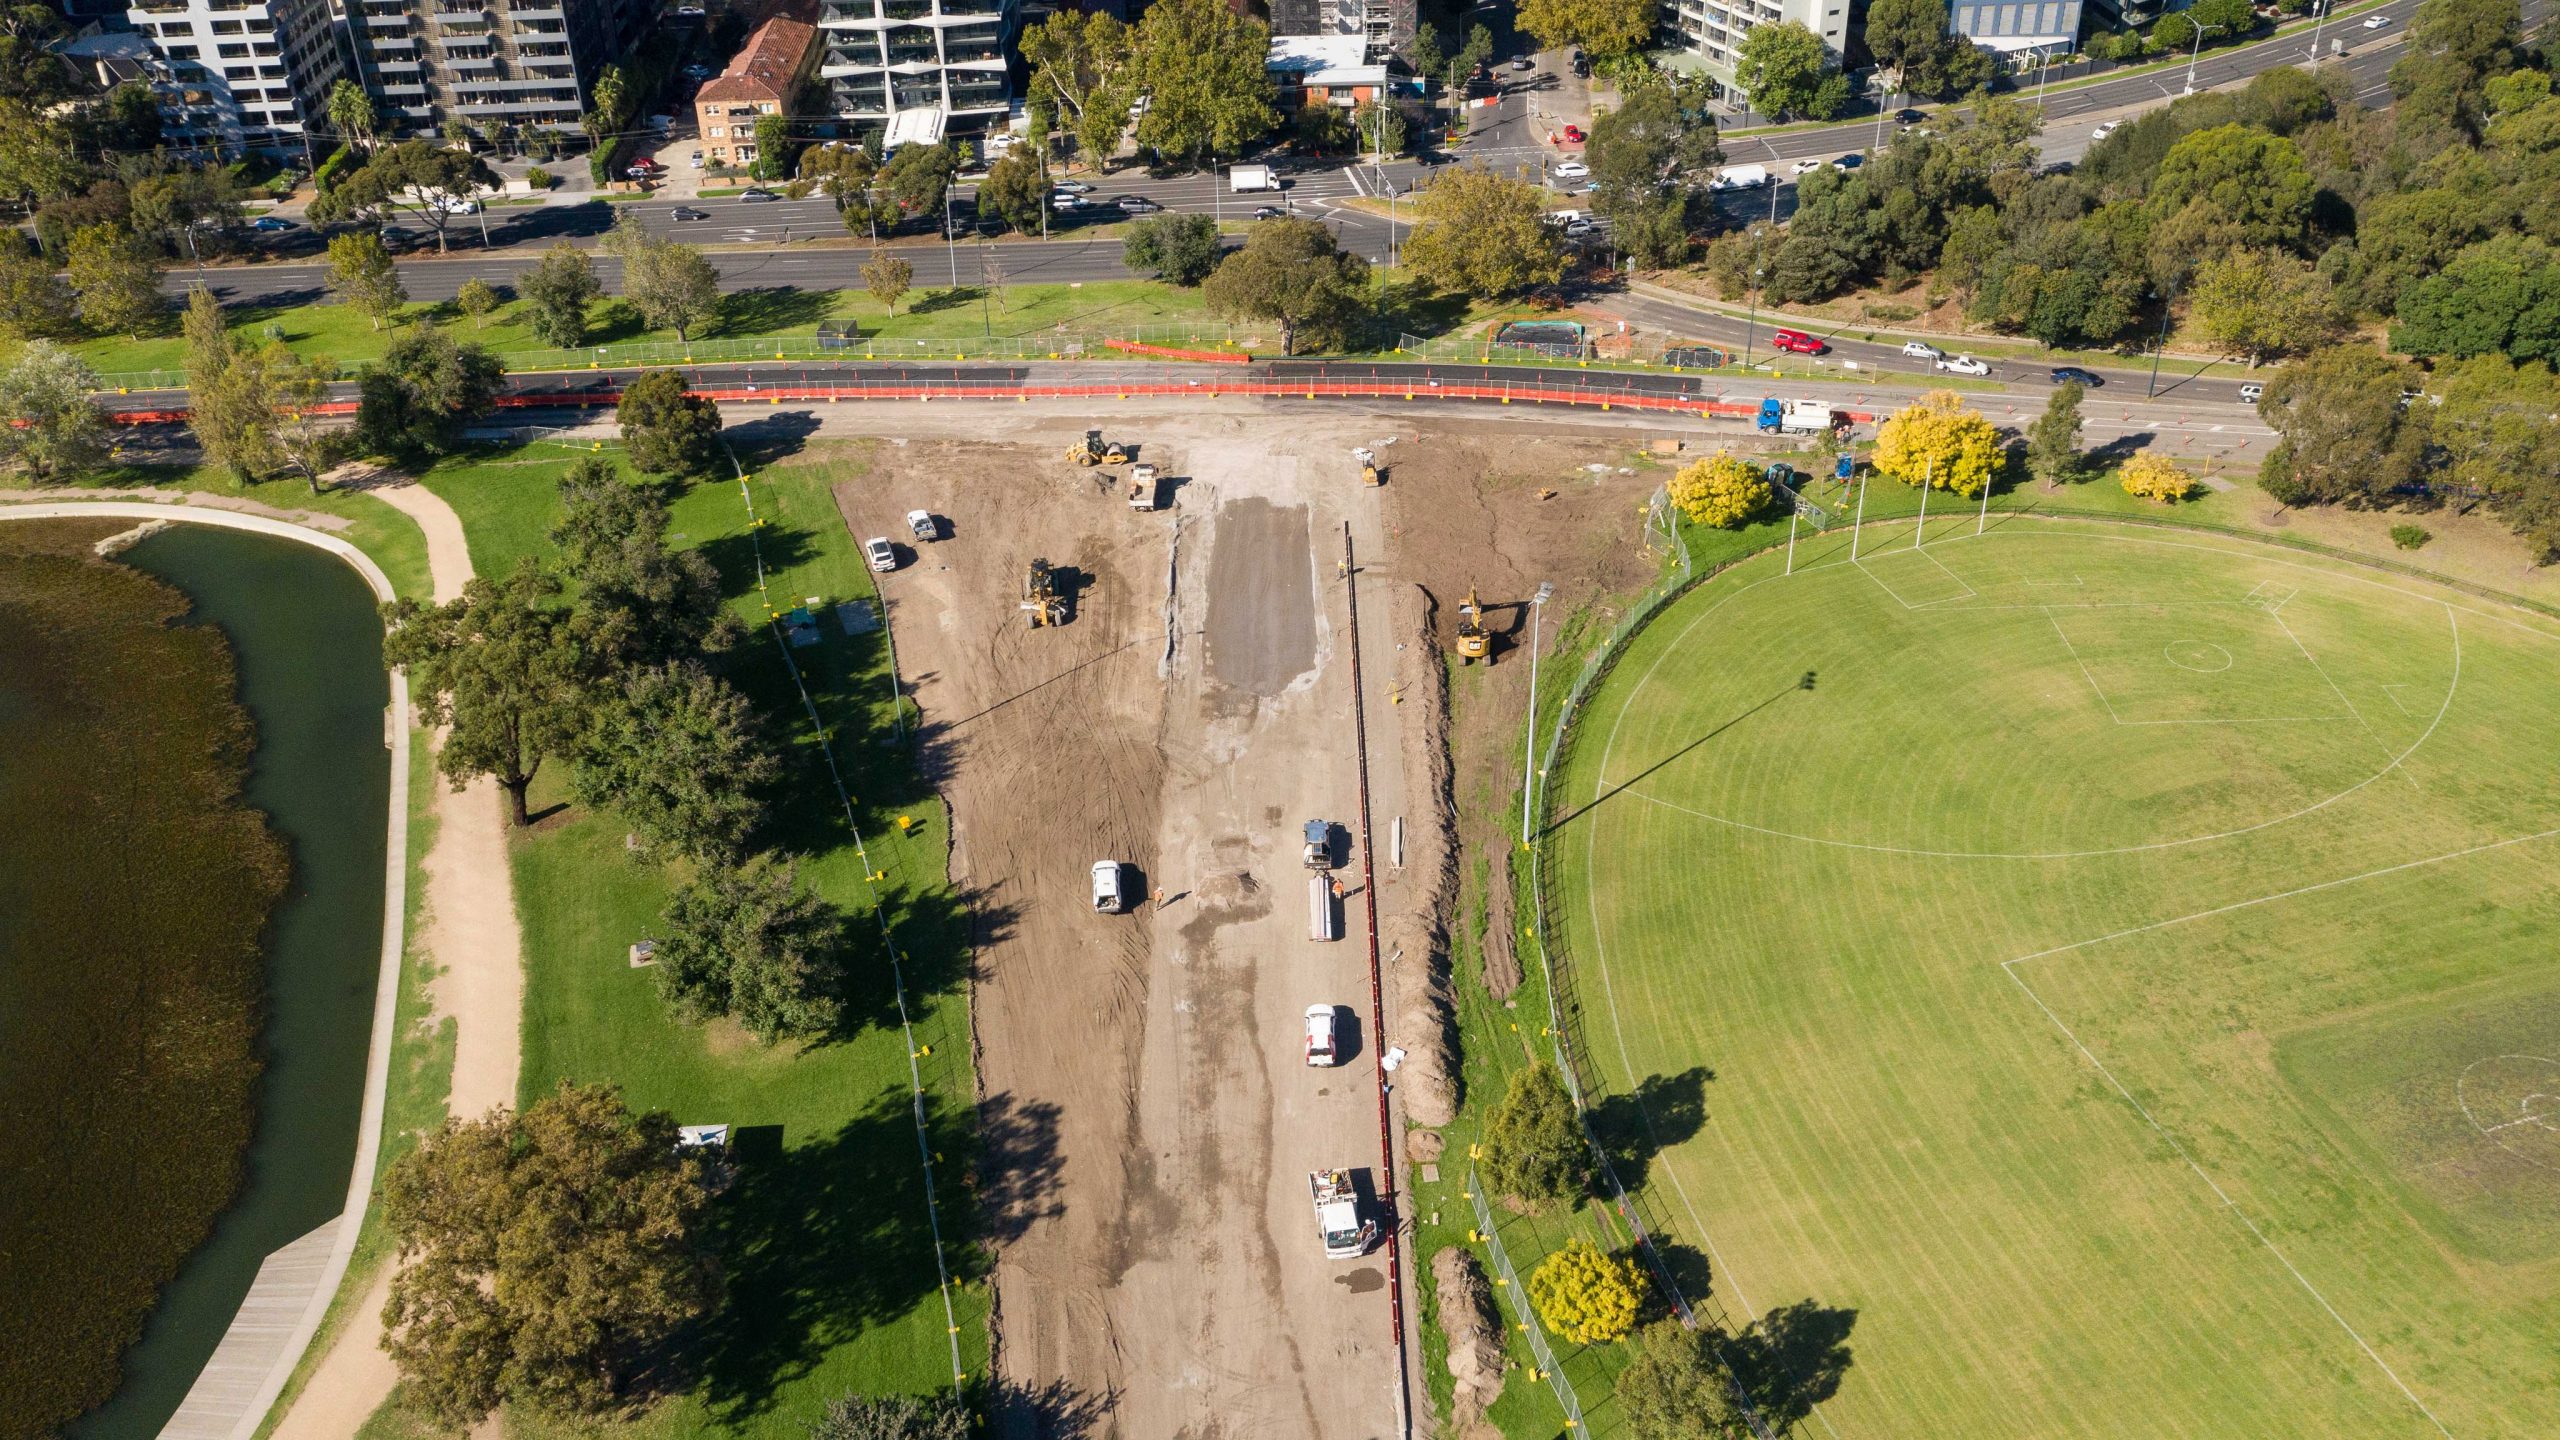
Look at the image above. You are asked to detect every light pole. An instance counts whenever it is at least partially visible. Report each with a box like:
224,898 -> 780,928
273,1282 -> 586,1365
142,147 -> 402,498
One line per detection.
1743,263 -> 1763,369
943,190 -> 958,287
2307,0 -> 2332,63
1519,580 -> 1555,847
2146,278 -> 2179,398
2182,19 -> 2206,94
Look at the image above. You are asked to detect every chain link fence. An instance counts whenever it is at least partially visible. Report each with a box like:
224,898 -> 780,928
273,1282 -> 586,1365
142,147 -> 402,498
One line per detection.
1465,1166 -> 1589,1432
1396,331 -> 1734,372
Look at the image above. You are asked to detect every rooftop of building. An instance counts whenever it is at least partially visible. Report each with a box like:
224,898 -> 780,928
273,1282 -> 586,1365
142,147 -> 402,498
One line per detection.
1266,33 -> 1387,86
697,14 -> 818,105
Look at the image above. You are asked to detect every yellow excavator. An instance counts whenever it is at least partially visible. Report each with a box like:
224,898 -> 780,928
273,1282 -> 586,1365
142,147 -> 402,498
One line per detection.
1066,428 -> 1129,467
1454,588 -> 1490,664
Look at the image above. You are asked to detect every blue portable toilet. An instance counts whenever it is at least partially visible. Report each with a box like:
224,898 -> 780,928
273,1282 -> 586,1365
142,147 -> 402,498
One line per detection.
1835,454 -> 1855,482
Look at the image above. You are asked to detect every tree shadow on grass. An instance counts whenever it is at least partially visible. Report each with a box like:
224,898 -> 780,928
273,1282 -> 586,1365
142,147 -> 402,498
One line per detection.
697,1089 -> 973,1425
905,285 -> 983,316
1730,1299 -> 1857,1433
717,286 -> 836,339
1585,1067 -> 1713,1193
698,521 -> 814,602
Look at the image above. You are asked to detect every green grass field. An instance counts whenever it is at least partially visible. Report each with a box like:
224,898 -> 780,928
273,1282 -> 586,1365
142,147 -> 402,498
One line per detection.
1545,513 -> 2560,1437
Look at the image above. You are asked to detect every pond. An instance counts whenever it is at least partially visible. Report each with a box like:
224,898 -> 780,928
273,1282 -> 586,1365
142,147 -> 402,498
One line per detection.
0,520 -> 391,1440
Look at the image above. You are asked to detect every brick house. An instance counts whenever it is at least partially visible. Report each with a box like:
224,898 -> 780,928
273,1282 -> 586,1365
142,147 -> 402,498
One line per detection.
695,14 -> 819,168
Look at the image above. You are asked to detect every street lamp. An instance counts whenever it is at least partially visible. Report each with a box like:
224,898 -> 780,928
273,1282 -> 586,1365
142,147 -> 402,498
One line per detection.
2182,18 -> 2206,94
1519,580 -> 1556,847
943,190 -> 958,288
2146,277 -> 2180,399
2306,0 -> 2332,64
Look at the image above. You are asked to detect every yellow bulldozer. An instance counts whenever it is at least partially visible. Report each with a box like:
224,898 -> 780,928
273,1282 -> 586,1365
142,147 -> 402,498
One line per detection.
1022,558 -> 1069,628
1066,428 -> 1129,467
1454,587 -> 1490,664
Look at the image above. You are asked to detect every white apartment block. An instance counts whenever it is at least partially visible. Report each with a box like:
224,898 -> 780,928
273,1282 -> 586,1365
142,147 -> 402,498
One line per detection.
815,0 -> 1016,145
122,0 -> 350,158
1660,0 -> 1852,91
347,0 -> 647,139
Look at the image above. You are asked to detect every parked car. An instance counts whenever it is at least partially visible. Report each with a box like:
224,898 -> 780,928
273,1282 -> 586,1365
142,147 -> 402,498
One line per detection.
863,536 -> 897,572
2092,120 -> 2121,140
739,187 -> 780,202
690,150 -> 704,167
1769,328 -> 1828,356
2237,382 -> 2264,404
1509,56 -> 1535,71
671,205 -> 709,221
1305,1005 -> 1340,1067
250,215 -> 297,232
1900,340 -> 1944,360
679,62 -> 712,79
1091,861 -> 1130,915
2050,366 -> 2105,387
986,131 -> 1022,153
1792,157 -> 1825,176
1563,124 -> 1584,143
1934,354 -> 1991,376
1552,160 -> 1588,178
1563,219 -> 1594,236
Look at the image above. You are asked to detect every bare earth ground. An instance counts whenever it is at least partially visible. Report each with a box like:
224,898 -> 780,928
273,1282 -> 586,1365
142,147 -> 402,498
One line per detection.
812,405 -> 1690,1440
270,481 -> 524,1440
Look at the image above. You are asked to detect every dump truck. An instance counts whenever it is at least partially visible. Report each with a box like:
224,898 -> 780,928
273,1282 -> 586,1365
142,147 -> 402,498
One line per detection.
1756,398 -> 1843,434
1454,588 -> 1490,664
1022,558 -> 1068,628
1066,428 -> 1129,467
1128,464 -> 1160,511
1302,819 -> 1332,870
1310,1169 -> 1377,1259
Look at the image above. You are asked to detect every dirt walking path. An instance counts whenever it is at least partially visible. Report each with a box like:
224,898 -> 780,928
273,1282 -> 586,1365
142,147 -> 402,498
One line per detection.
269,481 -> 524,1440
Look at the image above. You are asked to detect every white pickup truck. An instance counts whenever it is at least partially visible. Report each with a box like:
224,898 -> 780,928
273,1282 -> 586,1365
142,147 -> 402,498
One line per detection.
1310,1169 -> 1377,1259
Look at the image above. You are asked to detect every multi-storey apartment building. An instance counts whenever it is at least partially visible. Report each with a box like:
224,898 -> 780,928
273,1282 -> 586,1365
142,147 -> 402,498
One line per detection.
345,0 -> 647,138
1659,0 -> 1852,92
1268,0 -> 1413,64
695,13 -> 817,167
815,0 -> 1016,147
119,0 -> 350,158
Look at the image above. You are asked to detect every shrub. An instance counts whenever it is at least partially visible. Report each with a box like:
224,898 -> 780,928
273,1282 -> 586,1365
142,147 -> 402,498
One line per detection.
525,165 -> 553,189
1528,1239 -> 1646,1346
1667,452 -> 1775,529
2118,454 -> 2198,504
2390,523 -> 2433,550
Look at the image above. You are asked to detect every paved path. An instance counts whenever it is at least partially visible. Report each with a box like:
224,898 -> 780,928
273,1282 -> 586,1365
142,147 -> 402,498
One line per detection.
0,502 -> 410,1440
267,480 -> 525,1440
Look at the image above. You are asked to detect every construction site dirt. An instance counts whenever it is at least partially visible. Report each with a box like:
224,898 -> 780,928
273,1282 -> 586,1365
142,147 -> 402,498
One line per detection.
830,407 -> 1684,1440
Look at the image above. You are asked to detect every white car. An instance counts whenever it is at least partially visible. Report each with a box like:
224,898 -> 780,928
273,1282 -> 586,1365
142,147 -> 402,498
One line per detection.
435,195 -> 480,214
1552,160 -> 1589,179
1092,860 -> 1130,914
906,509 -> 938,542
1934,355 -> 1991,377
1052,179 -> 1095,194
1051,193 -> 1087,210
1305,1005 -> 1340,1066
1901,340 -> 1945,360
2237,382 -> 2264,404
986,132 -> 1021,153
1791,157 -> 1823,176
2092,121 -> 2121,141
863,536 -> 897,572
2363,13 -> 2388,26
1563,219 -> 1595,236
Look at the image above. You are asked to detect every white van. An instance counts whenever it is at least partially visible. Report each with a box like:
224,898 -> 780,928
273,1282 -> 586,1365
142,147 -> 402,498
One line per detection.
1093,861 -> 1130,914
1309,875 -> 1340,942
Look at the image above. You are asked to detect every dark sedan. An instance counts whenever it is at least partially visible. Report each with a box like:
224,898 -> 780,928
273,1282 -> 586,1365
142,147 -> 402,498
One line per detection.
2049,366 -> 2105,387
671,206 -> 709,221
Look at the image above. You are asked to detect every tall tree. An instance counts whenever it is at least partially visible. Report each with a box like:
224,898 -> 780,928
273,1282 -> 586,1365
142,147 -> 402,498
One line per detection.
2389,233 -> 2560,364
325,231 -> 407,330
0,98 -> 86,205
1864,0 -> 1989,98
456,277 -> 500,329
1017,10 -> 1137,167
1482,1061 -> 1585,1203
1734,23 -> 1847,121
127,168 -> 244,256
2255,344 -> 2428,505
0,246 -> 79,341
549,455 -> 726,665
573,663 -> 777,863
2427,354 -> 2560,559
0,343 -> 107,483
1402,168 -> 1567,299
877,142 -> 958,220
2143,124 -> 2317,283
326,78 -> 379,154
615,369 -> 723,481
1617,1320 -> 1752,1440
654,855 -> 851,1041
383,561 -> 587,827
1130,0 -> 1279,166
861,248 -> 914,315
1516,0 -> 1656,59
1201,216 -> 1370,355
979,149 -> 1048,235
1585,72 -> 1723,267
619,227 -> 724,341
380,1082 -> 719,1428
184,285 -> 277,485
354,324 -> 503,458
65,224 -> 164,339
2025,381 -> 2087,489
266,346 -> 347,495
1124,213 -> 1223,285
518,240 -> 601,349
1873,390 -> 2001,496
2191,248 -> 2336,364
306,140 -> 500,254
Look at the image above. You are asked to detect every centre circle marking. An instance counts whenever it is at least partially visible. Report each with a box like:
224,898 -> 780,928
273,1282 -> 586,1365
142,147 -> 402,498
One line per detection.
2165,641 -> 2234,673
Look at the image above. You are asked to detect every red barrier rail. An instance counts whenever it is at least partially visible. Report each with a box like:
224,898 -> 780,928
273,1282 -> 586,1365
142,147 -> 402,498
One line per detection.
107,380 -> 1875,426
1101,339 -> 1255,365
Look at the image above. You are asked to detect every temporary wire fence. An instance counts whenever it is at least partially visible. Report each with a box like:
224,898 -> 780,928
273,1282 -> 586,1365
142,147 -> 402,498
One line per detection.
1464,1166 -> 1588,1433
723,448 -> 968,1394
1518,499 -> 1787,1439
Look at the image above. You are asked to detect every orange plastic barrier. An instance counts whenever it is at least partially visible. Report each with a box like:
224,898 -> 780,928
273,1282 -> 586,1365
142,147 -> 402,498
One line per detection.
1101,339 -> 1254,365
